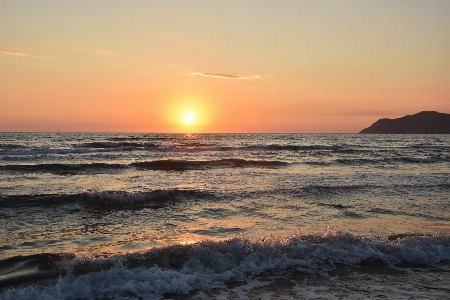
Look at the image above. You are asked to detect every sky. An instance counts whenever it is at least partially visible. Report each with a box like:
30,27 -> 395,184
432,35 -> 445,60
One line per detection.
1,0 -> 449,133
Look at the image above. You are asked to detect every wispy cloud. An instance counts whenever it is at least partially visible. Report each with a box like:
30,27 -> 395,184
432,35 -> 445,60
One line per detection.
0,50 -> 27,56
190,72 -> 260,80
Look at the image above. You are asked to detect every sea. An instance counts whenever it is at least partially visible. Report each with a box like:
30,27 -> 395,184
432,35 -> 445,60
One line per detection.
0,133 -> 449,299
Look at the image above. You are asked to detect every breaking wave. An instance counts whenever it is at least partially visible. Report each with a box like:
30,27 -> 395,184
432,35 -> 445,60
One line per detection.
1,231 -> 449,300
81,189 -> 215,207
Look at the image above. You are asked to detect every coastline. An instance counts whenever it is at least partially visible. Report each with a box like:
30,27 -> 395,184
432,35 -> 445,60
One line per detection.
163,263 -> 450,299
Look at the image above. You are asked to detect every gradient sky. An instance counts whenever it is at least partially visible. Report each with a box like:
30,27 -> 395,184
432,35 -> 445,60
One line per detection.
1,0 -> 449,133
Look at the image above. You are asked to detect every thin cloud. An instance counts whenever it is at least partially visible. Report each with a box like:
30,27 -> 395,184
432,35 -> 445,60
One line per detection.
0,50 -> 27,56
190,72 -> 260,80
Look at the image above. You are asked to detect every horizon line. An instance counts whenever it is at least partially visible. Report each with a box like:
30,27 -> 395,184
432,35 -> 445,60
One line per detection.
0,131 -> 361,134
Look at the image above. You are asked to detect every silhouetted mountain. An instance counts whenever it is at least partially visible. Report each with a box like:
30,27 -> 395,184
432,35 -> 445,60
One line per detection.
359,111 -> 450,134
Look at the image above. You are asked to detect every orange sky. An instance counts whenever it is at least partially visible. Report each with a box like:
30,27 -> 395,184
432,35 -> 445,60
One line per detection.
1,0 -> 449,133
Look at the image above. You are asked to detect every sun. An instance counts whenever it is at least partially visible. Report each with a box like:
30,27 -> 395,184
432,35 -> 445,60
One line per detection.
184,114 -> 194,124
167,96 -> 211,132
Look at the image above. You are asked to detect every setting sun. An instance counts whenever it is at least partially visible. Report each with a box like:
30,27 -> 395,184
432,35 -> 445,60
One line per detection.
184,114 -> 194,124
166,95 -> 213,132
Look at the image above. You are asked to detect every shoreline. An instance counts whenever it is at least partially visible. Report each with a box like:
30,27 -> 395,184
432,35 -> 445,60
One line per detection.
163,263 -> 450,299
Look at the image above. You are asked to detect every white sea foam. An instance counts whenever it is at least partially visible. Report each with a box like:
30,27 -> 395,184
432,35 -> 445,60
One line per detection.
2,231 -> 449,300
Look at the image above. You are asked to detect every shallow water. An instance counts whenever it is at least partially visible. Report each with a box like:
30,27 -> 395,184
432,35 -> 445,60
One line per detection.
0,133 -> 449,299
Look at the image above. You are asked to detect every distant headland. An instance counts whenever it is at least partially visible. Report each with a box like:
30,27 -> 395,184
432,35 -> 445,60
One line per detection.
359,111 -> 450,134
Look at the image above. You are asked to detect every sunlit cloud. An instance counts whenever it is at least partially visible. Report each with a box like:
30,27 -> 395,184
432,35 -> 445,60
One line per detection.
0,50 -> 27,56
190,72 -> 260,80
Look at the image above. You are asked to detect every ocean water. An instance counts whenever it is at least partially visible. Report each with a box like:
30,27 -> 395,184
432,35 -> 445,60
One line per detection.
0,133 -> 449,299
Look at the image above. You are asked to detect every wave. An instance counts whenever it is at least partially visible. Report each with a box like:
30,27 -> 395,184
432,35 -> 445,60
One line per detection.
1,158 -> 288,174
0,144 -> 29,150
401,157 -> 440,163
0,163 -> 126,175
300,184 -> 370,198
1,231 -> 449,299
81,189 -> 215,207
368,206 -> 450,222
131,159 -> 288,171
0,148 -> 106,156
0,143 -> 343,156
175,142 -> 215,148
335,156 -> 446,165
242,144 -> 339,151
130,144 -> 340,153
0,189 -> 216,210
81,141 -> 159,149
3,182 -> 447,211
157,146 -> 236,153
109,136 -> 176,141
411,144 -> 450,150
302,184 -> 368,193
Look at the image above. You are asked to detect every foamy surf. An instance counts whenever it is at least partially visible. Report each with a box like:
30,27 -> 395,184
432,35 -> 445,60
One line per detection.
1,231 -> 449,300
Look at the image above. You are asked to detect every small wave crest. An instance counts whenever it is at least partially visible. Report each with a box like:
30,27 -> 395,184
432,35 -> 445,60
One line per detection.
81,141 -> 158,149
1,159 -> 288,175
1,189 -> 215,211
243,144 -> 339,152
402,156 -> 439,163
0,143 -> 343,156
335,156 -> 445,165
0,148 -> 106,156
81,189 -> 213,207
1,163 -> 125,175
110,136 -> 176,141
132,159 -> 288,171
